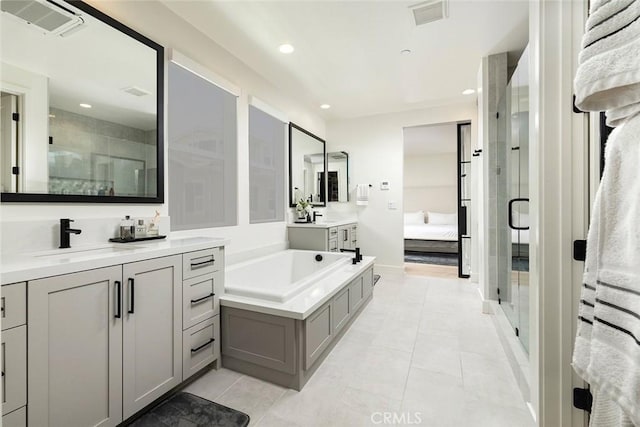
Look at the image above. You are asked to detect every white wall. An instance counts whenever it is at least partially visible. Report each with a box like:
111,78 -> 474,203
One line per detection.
0,1 -> 325,258
326,102 -> 477,269
403,153 -> 457,215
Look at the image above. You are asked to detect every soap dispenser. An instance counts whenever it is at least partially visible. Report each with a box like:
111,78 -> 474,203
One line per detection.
120,215 -> 135,241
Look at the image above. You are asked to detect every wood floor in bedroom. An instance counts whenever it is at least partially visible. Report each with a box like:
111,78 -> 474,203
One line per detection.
404,262 -> 459,279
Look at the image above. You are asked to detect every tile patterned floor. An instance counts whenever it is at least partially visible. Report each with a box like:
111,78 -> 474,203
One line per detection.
184,273 -> 535,427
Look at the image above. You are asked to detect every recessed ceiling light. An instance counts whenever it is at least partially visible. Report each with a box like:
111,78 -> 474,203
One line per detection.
320,104 -> 331,110
400,49 -> 412,55
279,44 -> 294,54
462,89 -> 475,95
79,103 -> 92,108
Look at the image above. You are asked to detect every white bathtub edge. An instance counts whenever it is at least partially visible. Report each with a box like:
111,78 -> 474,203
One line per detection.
220,256 -> 376,319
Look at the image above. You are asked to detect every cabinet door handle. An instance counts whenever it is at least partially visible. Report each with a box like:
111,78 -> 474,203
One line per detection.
191,292 -> 215,304
191,338 -> 215,353
115,281 -> 122,319
190,257 -> 214,270
128,278 -> 135,314
1,296 -> 5,318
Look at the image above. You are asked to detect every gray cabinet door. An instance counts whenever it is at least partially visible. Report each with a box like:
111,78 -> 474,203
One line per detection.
1,325 -> 26,416
1,282 -> 26,331
337,226 -> 350,251
122,255 -> 182,419
29,266 -> 123,427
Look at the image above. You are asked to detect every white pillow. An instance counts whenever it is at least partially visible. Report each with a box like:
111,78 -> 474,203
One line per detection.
428,211 -> 457,225
404,211 -> 425,225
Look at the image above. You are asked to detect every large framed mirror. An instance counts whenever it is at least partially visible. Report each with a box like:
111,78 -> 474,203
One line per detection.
326,151 -> 349,202
289,123 -> 326,207
0,0 -> 164,203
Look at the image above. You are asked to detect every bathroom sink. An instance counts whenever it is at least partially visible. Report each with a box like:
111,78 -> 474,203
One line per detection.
31,244 -> 142,259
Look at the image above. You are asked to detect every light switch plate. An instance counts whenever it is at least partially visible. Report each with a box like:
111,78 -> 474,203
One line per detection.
388,201 -> 397,210
380,181 -> 390,190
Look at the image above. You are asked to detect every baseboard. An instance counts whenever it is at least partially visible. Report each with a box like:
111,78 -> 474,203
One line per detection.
373,264 -> 404,277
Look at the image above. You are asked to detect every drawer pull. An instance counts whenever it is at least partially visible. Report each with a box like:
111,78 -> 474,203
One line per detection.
191,292 -> 215,304
115,281 -> 122,319
191,338 -> 215,353
128,278 -> 135,314
190,257 -> 215,269
1,297 -> 4,318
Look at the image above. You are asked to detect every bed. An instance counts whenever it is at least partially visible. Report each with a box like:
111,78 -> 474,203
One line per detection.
404,211 -> 459,254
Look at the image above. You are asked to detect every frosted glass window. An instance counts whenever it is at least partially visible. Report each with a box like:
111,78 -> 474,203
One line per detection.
249,105 -> 285,223
168,62 -> 237,230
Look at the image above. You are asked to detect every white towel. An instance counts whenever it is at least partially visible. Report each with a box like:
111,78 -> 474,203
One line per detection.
572,1 -> 640,425
356,184 -> 369,206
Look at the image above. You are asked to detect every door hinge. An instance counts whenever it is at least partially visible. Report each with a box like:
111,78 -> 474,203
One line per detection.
515,327 -> 519,337
49,136 -> 53,145
573,388 -> 592,413
12,112 -> 19,121
497,288 -> 500,295
496,112 -> 499,119
498,297 -> 502,304
573,240 -> 587,261
11,166 -> 19,175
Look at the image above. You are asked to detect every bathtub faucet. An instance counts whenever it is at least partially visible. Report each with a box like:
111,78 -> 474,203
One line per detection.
340,247 -> 362,264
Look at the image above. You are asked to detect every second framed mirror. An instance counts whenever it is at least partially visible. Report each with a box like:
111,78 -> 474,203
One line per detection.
289,123 -> 326,207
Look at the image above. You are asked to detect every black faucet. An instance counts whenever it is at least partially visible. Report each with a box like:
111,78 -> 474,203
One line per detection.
59,218 -> 82,249
340,247 -> 363,264
313,211 -> 323,223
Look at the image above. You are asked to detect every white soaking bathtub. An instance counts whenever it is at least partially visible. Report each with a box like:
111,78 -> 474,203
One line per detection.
225,249 -> 352,303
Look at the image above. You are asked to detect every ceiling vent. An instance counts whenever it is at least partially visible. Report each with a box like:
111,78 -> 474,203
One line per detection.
122,86 -> 151,97
1,0 -> 84,35
409,0 -> 448,26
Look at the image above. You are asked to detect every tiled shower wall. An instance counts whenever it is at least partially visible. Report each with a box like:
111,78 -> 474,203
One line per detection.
48,107 -> 156,196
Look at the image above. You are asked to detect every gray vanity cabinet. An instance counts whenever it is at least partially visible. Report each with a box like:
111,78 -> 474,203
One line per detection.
28,256 -> 182,426
122,256 -> 182,419
1,281 -> 27,426
287,222 -> 357,252
29,266 -> 124,427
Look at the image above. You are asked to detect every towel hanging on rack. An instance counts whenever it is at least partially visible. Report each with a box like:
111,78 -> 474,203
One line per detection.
356,184 -> 369,206
572,1 -> 640,425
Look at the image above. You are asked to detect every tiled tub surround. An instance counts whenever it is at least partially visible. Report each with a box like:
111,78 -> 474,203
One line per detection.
220,250 -> 376,390
0,236 -> 227,426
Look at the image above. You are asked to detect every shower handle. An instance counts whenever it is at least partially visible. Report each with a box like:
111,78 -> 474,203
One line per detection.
508,198 -> 529,230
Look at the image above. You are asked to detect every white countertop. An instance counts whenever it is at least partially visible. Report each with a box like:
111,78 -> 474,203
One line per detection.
220,255 -> 375,320
1,236 -> 229,285
286,219 -> 357,229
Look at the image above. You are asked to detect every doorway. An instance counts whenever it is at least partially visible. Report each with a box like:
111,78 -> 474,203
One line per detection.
402,122 -> 471,278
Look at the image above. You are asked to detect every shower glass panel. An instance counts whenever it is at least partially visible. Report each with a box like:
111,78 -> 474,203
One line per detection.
498,47 -> 530,353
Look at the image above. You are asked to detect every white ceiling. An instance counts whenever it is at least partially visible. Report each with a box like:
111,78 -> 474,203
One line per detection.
163,0 -> 529,120
403,122 -> 457,155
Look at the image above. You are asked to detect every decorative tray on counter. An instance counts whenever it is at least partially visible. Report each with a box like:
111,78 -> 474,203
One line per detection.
108,235 -> 167,243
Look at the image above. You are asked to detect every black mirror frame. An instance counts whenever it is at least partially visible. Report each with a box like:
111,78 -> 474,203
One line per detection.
1,0 -> 164,204
288,122 -> 326,208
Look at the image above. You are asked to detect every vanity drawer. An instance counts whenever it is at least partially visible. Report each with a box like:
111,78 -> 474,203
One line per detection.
2,406 -> 26,427
183,272 -> 222,329
183,248 -> 220,280
183,316 -> 219,380
328,227 -> 338,239
1,283 -> 26,331
2,325 -> 27,416
328,238 -> 338,252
